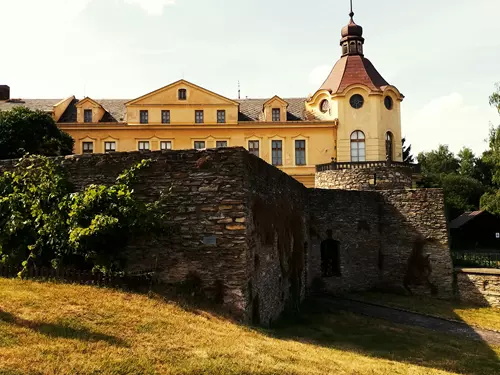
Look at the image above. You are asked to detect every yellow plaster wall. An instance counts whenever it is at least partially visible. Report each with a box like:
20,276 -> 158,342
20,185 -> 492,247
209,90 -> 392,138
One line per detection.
126,82 -> 239,125
53,96 -> 75,122
263,97 -> 288,122
76,100 -> 105,123
61,123 -> 337,187
127,104 -> 238,125
334,86 -> 403,163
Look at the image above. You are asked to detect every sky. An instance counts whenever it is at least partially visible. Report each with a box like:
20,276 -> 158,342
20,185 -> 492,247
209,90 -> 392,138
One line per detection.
0,0 -> 499,156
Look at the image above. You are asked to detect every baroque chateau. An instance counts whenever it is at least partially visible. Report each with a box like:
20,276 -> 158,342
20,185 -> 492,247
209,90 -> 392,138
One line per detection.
0,9 -> 404,188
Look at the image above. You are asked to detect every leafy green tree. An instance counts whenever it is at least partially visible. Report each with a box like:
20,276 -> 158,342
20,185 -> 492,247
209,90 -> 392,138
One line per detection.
402,137 -> 415,164
489,82 -> 500,115
480,191 -> 500,216
0,107 -> 74,159
418,145 -> 459,176
0,155 -> 167,275
481,125 -> 500,187
440,174 -> 485,220
457,147 -> 477,178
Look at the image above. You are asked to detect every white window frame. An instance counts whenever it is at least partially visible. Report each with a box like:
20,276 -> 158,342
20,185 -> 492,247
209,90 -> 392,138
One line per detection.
138,141 -> 150,151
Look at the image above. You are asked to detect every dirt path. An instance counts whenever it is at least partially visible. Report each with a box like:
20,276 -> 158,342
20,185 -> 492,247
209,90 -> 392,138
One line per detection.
317,297 -> 500,346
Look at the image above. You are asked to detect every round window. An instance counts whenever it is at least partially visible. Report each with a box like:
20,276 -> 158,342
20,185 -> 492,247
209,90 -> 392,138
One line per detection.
384,96 -> 393,110
350,94 -> 364,109
320,99 -> 330,113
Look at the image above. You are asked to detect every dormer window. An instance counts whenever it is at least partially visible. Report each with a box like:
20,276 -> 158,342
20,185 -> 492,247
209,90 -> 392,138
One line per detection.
272,108 -> 281,122
178,89 -> 187,100
84,109 -> 92,123
140,110 -> 149,124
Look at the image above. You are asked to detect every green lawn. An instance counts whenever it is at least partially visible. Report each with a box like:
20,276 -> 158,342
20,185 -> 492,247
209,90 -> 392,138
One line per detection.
0,279 -> 499,375
349,291 -> 500,332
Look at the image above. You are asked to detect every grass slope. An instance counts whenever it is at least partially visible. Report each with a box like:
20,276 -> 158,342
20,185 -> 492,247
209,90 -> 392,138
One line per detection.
0,279 -> 498,375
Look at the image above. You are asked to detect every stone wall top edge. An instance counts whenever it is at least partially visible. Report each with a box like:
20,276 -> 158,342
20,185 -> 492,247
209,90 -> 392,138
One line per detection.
0,147 -> 249,164
455,268 -> 500,276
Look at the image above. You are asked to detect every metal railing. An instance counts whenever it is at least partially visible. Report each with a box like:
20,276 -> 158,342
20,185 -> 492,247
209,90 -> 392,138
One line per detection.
451,251 -> 500,269
316,160 -> 421,173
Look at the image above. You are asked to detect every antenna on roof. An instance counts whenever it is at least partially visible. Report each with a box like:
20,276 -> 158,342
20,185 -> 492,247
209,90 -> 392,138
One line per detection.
238,81 -> 241,100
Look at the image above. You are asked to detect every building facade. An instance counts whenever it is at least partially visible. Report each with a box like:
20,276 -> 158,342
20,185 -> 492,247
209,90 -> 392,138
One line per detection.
0,10 -> 404,188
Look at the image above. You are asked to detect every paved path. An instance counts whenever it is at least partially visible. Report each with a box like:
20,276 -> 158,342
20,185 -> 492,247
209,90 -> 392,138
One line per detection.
316,297 -> 500,346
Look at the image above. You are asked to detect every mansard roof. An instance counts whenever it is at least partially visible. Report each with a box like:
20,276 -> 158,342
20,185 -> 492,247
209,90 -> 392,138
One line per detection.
320,55 -> 391,94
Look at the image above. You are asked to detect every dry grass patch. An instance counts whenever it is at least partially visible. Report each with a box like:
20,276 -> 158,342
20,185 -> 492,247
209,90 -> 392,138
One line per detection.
0,279 -> 498,375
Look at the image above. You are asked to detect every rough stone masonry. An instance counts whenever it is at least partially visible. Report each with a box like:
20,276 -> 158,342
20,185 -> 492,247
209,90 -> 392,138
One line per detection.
0,148 -> 454,325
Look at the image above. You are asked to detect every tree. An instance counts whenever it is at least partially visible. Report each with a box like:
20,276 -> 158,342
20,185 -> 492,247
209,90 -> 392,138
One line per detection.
440,174 -> 485,220
0,107 -> 74,159
457,147 -> 477,178
402,137 -> 415,164
417,145 -> 459,180
489,82 -> 500,115
0,155 -> 167,275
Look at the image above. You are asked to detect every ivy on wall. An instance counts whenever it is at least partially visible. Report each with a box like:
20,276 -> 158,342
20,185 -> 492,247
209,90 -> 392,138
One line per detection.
0,155 -> 168,276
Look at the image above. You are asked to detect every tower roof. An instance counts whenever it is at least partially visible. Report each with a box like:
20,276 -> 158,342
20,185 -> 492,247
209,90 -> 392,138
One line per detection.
318,2 -> 400,97
319,55 -> 389,94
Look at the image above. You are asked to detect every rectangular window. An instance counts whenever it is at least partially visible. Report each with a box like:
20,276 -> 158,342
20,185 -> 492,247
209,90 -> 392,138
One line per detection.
195,110 -> 204,124
138,141 -> 150,151
216,141 -> 228,148
248,140 -> 260,157
82,142 -> 93,154
295,140 -> 306,166
83,109 -> 92,123
194,141 -> 206,150
217,110 -> 226,124
272,108 -> 281,122
161,110 -> 170,124
140,110 -> 149,124
272,140 -> 283,166
178,89 -> 187,100
160,141 -> 172,150
104,141 -> 116,153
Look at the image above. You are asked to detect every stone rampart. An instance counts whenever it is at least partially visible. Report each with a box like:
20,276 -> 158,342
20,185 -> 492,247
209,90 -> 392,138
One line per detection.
315,166 -> 412,191
0,149 -> 455,323
456,268 -> 500,307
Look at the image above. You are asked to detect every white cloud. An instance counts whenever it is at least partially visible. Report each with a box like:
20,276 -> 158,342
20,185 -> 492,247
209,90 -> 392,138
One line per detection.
403,93 -> 498,157
308,65 -> 331,87
124,0 -> 176,15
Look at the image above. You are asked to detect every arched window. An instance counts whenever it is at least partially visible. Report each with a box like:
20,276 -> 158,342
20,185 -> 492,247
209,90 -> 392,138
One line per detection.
351,131 -> 366,162
386,132 -> 393,162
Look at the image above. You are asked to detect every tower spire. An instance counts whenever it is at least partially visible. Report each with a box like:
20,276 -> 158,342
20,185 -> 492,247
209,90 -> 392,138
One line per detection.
340,0 -> 364,56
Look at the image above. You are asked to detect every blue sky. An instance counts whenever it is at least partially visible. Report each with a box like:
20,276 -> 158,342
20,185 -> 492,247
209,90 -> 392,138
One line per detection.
0,0 -> 499,156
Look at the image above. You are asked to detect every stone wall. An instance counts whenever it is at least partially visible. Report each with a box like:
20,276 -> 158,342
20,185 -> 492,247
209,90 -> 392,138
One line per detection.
243,154 -> 309,325
307,188 -> 454,298
456,268 -> 500,307
379,189 -> 454,298
0,149 -> 455,323
308,190 -> 381,293
315,166 -> 412,191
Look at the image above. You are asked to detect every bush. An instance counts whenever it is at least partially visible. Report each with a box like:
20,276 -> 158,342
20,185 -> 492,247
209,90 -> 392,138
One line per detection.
0,155 -> 167,276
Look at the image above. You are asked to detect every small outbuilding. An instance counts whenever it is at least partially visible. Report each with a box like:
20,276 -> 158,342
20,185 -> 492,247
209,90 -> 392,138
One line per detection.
449,211 -> 500,251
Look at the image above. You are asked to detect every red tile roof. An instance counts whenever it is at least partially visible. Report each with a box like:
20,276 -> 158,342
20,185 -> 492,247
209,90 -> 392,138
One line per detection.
320,55 -> 390,94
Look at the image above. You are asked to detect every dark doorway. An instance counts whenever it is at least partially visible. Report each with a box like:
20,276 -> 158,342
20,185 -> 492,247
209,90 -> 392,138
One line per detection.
321,230 -> 341,277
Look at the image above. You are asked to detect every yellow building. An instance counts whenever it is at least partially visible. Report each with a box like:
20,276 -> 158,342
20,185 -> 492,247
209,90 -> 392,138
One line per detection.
0,10 -> 404,188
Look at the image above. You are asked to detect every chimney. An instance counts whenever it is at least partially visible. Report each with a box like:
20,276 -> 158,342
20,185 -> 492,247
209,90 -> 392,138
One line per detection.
0,85 -> 10,101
